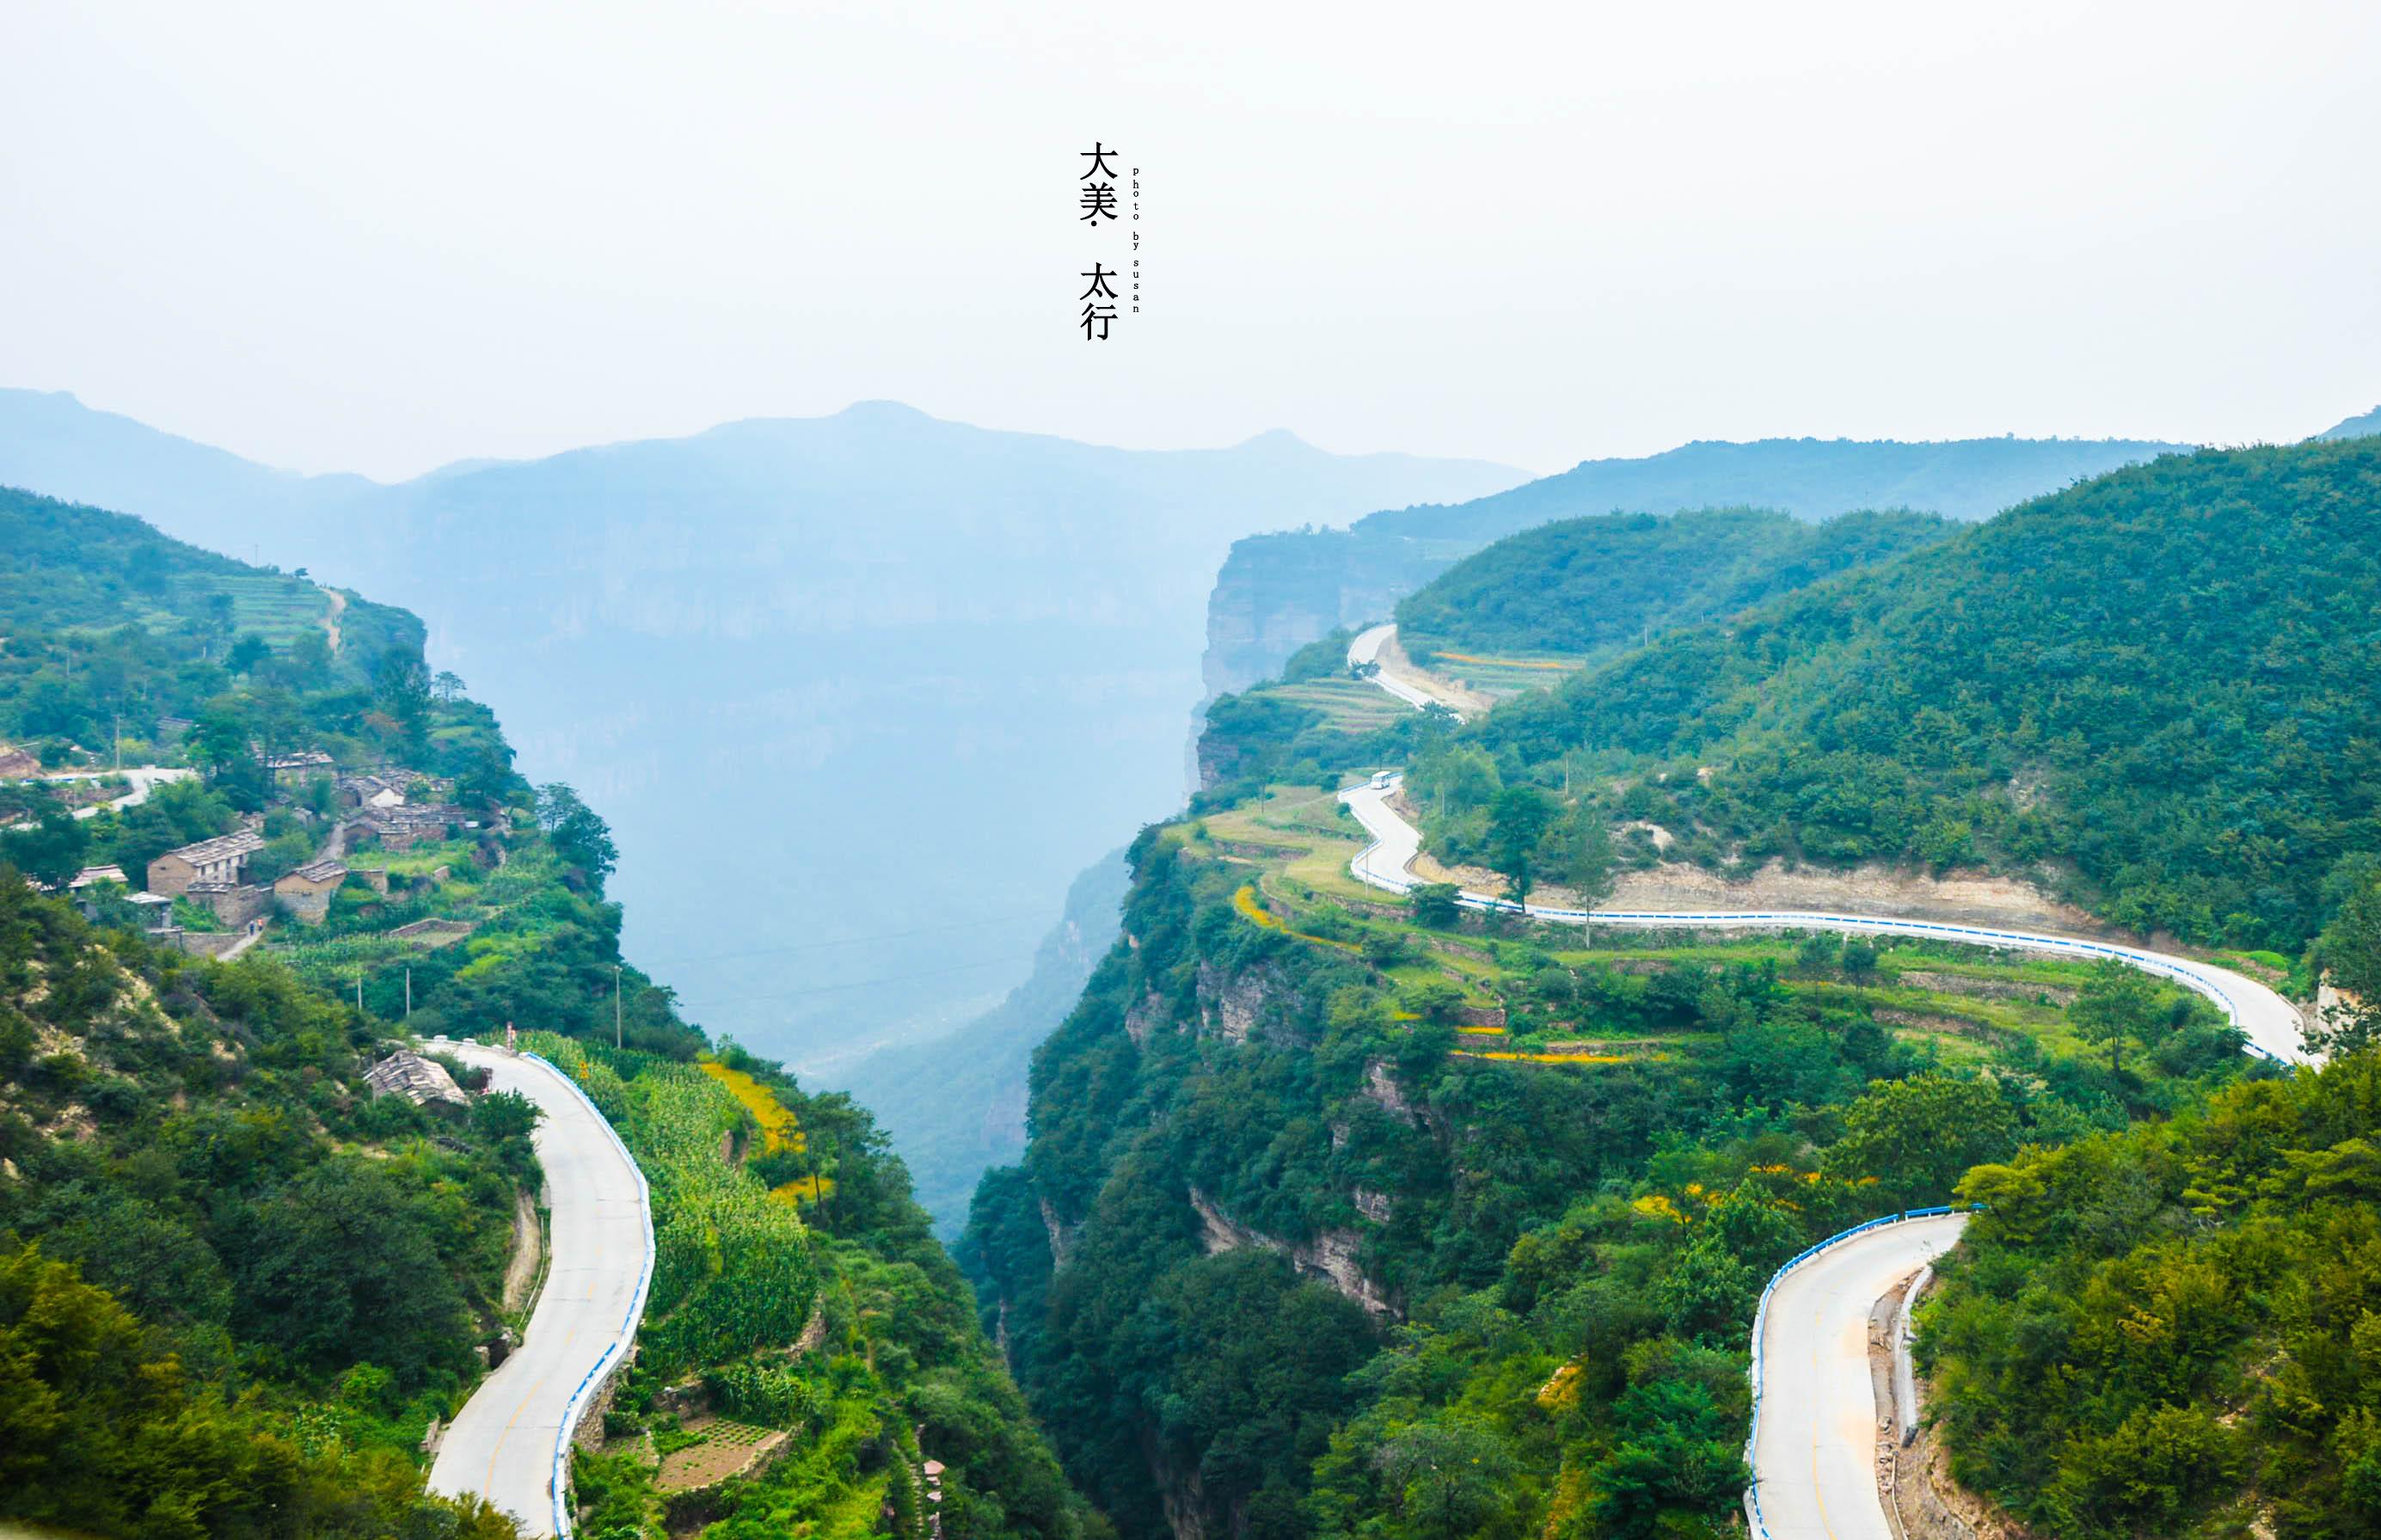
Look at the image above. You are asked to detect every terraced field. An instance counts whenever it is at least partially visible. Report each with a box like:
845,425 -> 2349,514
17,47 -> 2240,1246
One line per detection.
1199,777 -> 2243,1080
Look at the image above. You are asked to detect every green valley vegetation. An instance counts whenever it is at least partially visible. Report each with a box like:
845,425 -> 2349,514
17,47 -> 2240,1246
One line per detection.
0,878 -> 527,1538
531,1034 -> 1097,1540
1198,434 -> 2190,698
1393,506 -> 1954,666
1921,872 -> 2381,1539
1194,507 -> 1948,806
3,484 -> 1092,1537
960,776 -> 2271,1539
1424,438 -> 2381,953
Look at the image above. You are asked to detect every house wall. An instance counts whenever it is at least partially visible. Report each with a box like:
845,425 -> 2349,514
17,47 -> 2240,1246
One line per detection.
275,880 -> 339,923
146,853 -> 203,897
196,885 -> 268,927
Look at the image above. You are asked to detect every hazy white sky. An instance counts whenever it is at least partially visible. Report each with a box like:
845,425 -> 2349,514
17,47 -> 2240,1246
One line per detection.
4,0 -> 2378,481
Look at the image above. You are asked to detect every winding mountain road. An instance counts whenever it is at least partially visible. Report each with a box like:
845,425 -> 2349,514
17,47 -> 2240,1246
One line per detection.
4,765 -> 195,831
1347,622 -> 1470,719
1336,625 -> 2316,1539
427,1040 -> 652,1538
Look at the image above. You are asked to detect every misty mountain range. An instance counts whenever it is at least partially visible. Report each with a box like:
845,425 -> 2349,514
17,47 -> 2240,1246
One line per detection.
0,388 -> 1527,1083
7,386 -> 2374,1229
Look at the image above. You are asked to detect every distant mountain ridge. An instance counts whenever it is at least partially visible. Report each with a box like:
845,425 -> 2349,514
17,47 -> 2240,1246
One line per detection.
0,388 -> 1529,1080
1199,433 -> 2199,699
2317,404 -> 2381,440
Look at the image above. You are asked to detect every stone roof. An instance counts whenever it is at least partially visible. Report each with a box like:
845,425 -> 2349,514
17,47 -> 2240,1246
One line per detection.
160,829 -> 265,867
267,750 -> 335,770
69,865 -> 129,889
281,857 -> 349,887
365,1049 -> 470,1107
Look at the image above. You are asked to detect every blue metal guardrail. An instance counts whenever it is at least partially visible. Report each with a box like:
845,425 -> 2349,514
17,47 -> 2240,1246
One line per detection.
519,1051 -> 655,1539
1338,767 -> 2291,1532
1740,1206 -> 1966,1540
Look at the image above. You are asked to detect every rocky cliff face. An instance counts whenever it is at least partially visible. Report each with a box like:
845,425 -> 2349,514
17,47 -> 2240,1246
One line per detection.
1197,528 -> 1460,698
1188,1187 -> 1399,1317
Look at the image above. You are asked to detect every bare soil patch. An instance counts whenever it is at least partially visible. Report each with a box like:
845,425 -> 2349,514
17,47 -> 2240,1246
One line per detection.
654,1416 -> 788,1494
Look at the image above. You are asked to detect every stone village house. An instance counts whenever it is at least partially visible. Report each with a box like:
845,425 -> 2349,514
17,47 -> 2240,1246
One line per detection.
146,829 -> 265,897
273,856 -> 349,923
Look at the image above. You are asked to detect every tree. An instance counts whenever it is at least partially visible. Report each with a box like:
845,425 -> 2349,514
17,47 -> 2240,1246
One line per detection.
1401,979 -> 1465,1023
1409,882 -> 1462,929
231,1159 -> 476,1384
2308,868 -> 2381,1058
1376,1419 -> 1517,1540
1541,798 -> 1616,900
1824,1073 -> 2017,1206
537,782 -> 618,887
275,629 -> 334,689
189,702 -> 268,810
1488,786 -> 1550,904
372,645 -> 432,754
0,805 -> 91,889
2070,958 -> 2162,1072
224,633 -> 272,675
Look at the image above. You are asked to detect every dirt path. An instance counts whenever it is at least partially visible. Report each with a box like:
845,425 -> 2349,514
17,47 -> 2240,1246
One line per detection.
502,1182 -> 543,1314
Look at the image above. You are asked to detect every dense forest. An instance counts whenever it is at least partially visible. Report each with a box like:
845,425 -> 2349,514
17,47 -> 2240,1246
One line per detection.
0,879 -> 529,1537
961,799 -> 2272,1538
1442,439 -> 2381,949
1393,506 -> 1953,662
2,484 -> 1089,1538
1198,506 -> 1942,813
976,435 -> 2381,1540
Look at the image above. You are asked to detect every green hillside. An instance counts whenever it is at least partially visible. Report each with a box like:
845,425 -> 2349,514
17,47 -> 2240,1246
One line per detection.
961,776 -> 2280,1540
1195,507 -> 1950,803
1394,506 -> 1954,662
2,488 -> 1093,1540
1466,439 -> 2381,949
0,881 -> 527,1537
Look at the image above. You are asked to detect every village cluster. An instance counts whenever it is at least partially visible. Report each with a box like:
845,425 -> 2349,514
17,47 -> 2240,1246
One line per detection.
14,746 -> 485,960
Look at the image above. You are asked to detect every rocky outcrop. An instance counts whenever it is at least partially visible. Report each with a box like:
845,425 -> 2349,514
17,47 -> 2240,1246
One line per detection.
1188,1187 -> 1398,1317
1124,990 -> 1171,1047
1360,1058 -> 1419,1124
1198,529 -> 1451,701
1194,960 -> 1302,1046
1040,1193 -> 1078,1270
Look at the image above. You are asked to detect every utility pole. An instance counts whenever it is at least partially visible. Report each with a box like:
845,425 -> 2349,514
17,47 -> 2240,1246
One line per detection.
405,966 -> 413,1020
614,964 -> 623,1049
355,972 -> 363,1015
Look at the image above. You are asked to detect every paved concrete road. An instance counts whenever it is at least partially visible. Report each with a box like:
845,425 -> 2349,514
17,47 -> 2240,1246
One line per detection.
1337,780 -> 2307,1064
1347,623 -> 1467,719
5,766 -> 196,831
1340,629 -> 2315,1537
1751,1215 -> 1968,1540
428,1042 -> 650,1537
